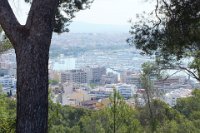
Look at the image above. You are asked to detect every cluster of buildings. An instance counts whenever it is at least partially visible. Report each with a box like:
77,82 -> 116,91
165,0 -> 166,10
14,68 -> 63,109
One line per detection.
0,50 -> 197,109
89,84 -> 136,100
50,63 -> 195,109
0,50 -> 16,95
60,66 -> 119,85
134,76 -> 195,106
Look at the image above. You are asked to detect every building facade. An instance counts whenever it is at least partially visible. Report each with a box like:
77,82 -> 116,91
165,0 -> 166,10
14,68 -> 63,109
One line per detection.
61,70 -> 87,84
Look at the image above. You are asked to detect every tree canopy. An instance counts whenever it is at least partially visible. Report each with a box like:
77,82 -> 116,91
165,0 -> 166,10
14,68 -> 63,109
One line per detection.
128,0 -> 200,81
2,89 -> 200,133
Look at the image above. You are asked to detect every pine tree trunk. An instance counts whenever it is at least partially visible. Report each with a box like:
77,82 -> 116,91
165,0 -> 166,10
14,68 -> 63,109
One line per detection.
15,37 -> 50,133
0,1 -> 59,132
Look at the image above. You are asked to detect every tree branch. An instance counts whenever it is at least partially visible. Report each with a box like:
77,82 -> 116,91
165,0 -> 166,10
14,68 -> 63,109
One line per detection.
0,0 -> 22,45
25,0 -> 59,36
179,66 -> 200,81
154,0 -> 162,27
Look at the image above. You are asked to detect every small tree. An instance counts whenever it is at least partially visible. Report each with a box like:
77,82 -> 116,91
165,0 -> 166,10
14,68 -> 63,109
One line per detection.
110,89 -> 141,133
140,62 -> 158,132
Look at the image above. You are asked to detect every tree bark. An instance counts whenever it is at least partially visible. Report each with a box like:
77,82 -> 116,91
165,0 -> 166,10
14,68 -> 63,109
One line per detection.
0,0 -> 59,132
15,37 -> 50,133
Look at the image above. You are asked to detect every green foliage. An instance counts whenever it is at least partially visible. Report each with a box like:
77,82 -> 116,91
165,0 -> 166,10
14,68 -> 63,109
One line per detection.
141,62 -> 156,93
89,83 -> 97,89
0,84 -> 3,94
48,99 -> 91,133
0,26 -> 12,53
109,89 -> 142,133
138,100 -> 181,129
156,119 -> 200,133
156,120 -> 179,133
0,94 -> 16,133
175,89 -> 200,118
1,90 -> 200,132
79,90 -> 143,133
49,79 -> 59,85
80,105 -> 142,133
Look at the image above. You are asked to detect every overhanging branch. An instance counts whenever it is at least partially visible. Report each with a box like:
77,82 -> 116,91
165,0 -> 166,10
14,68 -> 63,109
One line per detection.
179,66 -> 200,81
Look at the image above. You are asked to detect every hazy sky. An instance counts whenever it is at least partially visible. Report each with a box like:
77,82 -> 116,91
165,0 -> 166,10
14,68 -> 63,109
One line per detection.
73,0 -> 154,25
10,0 -> 155,32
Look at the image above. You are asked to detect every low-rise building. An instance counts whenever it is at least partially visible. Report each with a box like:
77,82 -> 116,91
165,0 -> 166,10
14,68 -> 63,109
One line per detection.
153,76 -> 193,93
0,75 -> 16,96
115,84 -> 136,99
89,86 -> 113,99
163,88 -> 192,106
89,83 -> 136,100
0,75 -> 16,88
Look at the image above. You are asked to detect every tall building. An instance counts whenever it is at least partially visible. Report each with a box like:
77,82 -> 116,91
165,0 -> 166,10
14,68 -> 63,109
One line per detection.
61,70 -> 87,84
61,66 -> 106,84
83,66 -> 106,84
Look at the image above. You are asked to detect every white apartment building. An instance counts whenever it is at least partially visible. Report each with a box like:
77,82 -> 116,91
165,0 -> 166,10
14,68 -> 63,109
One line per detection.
89,86 -> 114,99
0,75 -> 16,88
89,84 -> 136,100
115,84 -> 136,99
0,75 -> 16,95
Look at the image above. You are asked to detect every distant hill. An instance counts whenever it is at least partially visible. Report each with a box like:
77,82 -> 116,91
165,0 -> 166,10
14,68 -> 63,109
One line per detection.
52,32 -> 130,48
50,32 -> 134,58
68,21 -> 130,33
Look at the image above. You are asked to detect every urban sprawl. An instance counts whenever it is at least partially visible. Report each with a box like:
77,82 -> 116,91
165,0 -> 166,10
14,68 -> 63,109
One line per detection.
1,49 -> 198,110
